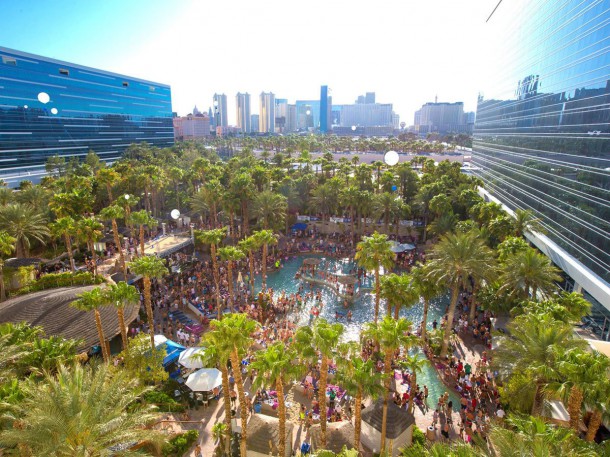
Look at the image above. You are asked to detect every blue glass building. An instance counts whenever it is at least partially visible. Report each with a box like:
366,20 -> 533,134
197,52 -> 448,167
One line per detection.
320,85 -> 329,133
472,0 -> 610,336
0,47 -> 173,185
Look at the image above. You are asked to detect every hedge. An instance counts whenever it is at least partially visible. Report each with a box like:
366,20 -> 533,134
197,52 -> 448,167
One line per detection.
16,271 -> 104,295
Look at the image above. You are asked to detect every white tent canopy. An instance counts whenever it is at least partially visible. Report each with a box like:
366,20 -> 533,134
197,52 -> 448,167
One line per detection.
185,368 -> 222,392
178,347 -> 206,369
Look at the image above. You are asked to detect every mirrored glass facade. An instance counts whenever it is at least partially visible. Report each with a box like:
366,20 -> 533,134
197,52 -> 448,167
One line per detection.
472,0 -> 610,285
0,47 -> 173,185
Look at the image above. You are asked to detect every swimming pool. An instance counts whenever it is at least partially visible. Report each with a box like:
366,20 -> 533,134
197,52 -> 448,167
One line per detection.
255,254 -> 459,406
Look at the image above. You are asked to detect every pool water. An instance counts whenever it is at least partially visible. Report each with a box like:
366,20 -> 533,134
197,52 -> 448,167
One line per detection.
255,255 -> 459,406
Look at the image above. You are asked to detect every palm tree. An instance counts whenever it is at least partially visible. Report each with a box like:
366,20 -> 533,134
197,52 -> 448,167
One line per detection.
363,316 -> 417,453
355,232 -> 395,323
50,216 -> 77,272
488,414 -> 597,456
252,229 -> 277,291
129,255 -> 168,350
76,217 -> 104,276
380,273 -> 419,319
372,192 -> 404,234
99,204 -> 127,278
252,190 -> 288,230
218,246 -> 245,312
0,231 -> 16,302
584,375 -> 610,442
513,208 -> 545,237
294,319 -> 344,448
71,287 -> 110,362
410,264 -> 441,342
549,348 -> 610,433
105,281 -> 140,351
190,179 -> 223,227
425,231 -> 495,357
401,354 -> 428,414
195,227 -> 227,319
499,248 -> 561,301
251,342 -> 304,457
336,341 -> 382,450
210,314 -> 259,457
130,209 -> 156,256
340,185 -> 360,242
0,203 -> 50,258
494,313 -> 585,416
0,364 -> 162,455
239,235 -> 261,294
96,167 -> 120,202
197,334 -> 233,453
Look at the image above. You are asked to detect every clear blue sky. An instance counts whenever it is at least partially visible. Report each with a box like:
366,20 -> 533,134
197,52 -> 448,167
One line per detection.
1,0 -> 496,124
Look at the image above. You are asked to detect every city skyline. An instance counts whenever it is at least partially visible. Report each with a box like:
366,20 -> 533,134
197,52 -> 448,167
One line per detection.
0,0 -> 492,125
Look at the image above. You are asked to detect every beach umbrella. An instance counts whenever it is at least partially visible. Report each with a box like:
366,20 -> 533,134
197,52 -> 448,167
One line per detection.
400,243 -> 416,251
185,368 -> 223,392
389,241 -> 407,253
154,334 -> 168,347
178,347 -> 206,369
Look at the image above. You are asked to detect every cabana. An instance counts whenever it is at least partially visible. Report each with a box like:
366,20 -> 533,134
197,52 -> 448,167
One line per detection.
246,414 -> 294,457
154,335 -> 186,367
360,399 -> 415,456
310,421 -> 356,454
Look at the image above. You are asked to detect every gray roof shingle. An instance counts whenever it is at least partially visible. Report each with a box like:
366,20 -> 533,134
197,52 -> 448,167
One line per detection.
361,399 -> 415,439
0,286 -> 139,352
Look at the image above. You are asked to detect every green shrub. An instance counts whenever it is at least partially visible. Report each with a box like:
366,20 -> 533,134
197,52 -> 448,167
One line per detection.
142,389 -> 185,413
412,426 -> 426,447
163,430 -> 199,456
15,272 -> 104,295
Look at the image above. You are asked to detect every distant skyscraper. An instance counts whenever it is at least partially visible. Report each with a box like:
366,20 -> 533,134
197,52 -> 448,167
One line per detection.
212,93 -> 228,128
319,85 -> 331,133
355,95 -> 366,104
365,92 -> 376,104
295,100 -> 320,130
275,98 -> 288,133
286,104 -> 297,133
208,107 -> 215,128
413,102 -> 470,135
259,92 -> 275,133
236,92 -> 251,133
173,114 -> 210,140
250,114 -> 259,133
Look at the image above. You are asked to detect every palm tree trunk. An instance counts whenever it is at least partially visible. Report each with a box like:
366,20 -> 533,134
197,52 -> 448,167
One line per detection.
567,385 -> 583,432
64,233 -> 75,272
393,301 -> 400,320
231,349 -> 248,457
468,282 -> 479,324
227,261 -> 235,312
94,309 -> 109,363
262,243 -> 268,290
440,285 -> 459,358
374,267 -> 380,323
106,184 -> 113,203
408,370 -> 417,414
212,202 -> 218,228
421,298 -> 430,342
112,218 -> 127,278
531,380 -> 544,416
212,244 -> 221,319
248,251 -> 255,294
143,276 -> 155,350
319,355 -> 329,448
380,349 -> 392,453
350,207 -> 355,243
220,364 -> 233,453
89,239 -> 98,276
276,376 -> 287,457
585,408 -> 602,442
139,225 -> 145,256
117,306 -> 128,350
242,202 -> 249,236
354,387 -> 362,451
0,266 -> 5,302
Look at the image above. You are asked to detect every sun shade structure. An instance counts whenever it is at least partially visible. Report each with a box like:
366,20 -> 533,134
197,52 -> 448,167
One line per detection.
337,275 -> 358,285
178,347 -> 206,369
310,421 -> 356,454
246,414 -> 294,457
185,368 -> 222,392
302,257 -> 323,266
360,399 -> 415,456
